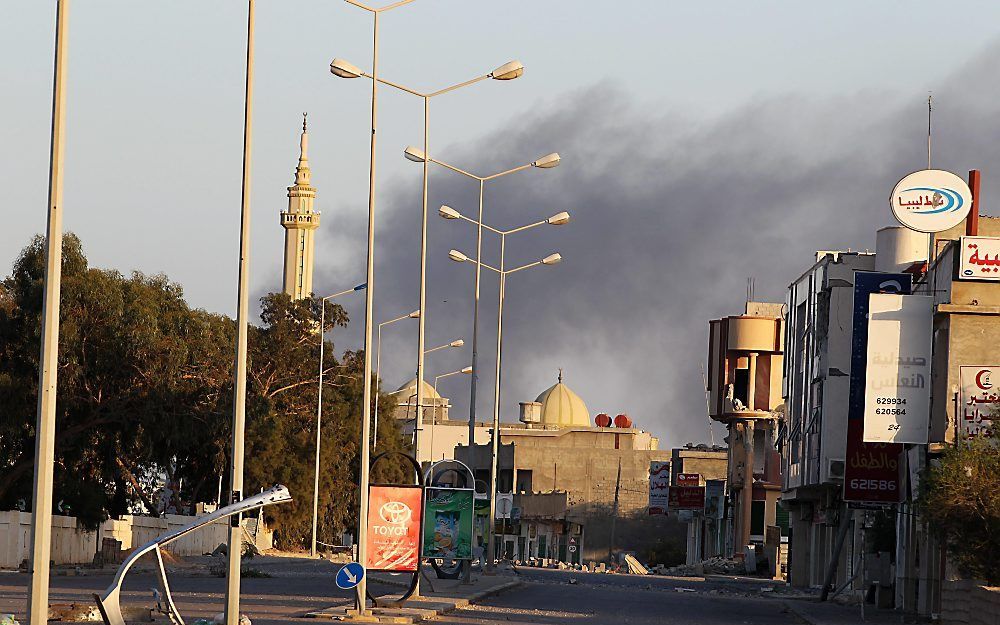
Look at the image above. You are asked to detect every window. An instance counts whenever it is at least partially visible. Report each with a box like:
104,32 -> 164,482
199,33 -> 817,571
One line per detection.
516,470 -> 533,493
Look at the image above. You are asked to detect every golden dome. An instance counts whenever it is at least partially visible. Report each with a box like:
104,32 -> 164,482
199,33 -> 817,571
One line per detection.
534,370 -> 590,428
393,378 -> 442,401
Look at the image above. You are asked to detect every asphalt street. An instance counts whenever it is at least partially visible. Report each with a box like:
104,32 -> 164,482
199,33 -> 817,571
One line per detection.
433,568 -> 801,624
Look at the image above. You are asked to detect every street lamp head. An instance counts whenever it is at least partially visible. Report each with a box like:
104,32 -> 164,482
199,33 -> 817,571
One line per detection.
439,205 -> 462,220
490,60 -> 524,81
541,253 -> 563,265
353,282 -> 368,291
547,211 -> 571,225
448,249 -> 469,263
403,145 -> 426,162
449,339 -> 465,348
461,366 -> 473,374
330,58 -> 364,79
532,152 -> 561,169
408,309 -> 421,318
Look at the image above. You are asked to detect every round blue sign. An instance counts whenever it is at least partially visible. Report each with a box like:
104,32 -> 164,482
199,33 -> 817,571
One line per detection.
336,562 -> 365,590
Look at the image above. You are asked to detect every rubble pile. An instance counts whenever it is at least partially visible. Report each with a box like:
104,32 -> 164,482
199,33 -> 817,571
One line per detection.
655,556 -> 744,577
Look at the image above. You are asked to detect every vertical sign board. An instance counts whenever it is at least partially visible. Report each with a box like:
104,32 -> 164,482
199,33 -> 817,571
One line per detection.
959,366 -> 998,438
648,461 -> 670,515
365,485 -> 423,572
704,479 -> 726,520
959,236 -> 1000,281
422,487 -> 474,560
844,272 -> 907,505
863,294 -> 932,444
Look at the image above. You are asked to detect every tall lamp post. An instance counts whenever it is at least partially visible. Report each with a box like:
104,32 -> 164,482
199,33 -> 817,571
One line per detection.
373,309 -> 420,449
27,2 -> 69,623
312,283 -> 367,558
448,241 -> 565,572
223,3 -> 257,624
329,57 -> 523,506
328,0 -> 416,611
403,150 -> 560,477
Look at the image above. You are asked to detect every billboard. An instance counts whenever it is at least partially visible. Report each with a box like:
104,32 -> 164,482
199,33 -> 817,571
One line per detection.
960,366 -> 998,438
365,485 -> 423,572
844,272 -> 906,504
959,237 -> 1000,281
863,293 -> 932,444
648,461 -> 670,515
677,473 -> 701,486
668,486 -> 706,510
890,169 -> 972,233
421,487 -> 474,560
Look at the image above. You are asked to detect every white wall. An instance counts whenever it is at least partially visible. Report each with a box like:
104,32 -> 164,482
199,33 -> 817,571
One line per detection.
0,510 -> 244,569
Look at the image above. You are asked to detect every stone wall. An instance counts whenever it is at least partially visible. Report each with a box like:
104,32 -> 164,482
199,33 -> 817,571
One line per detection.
0,510 -> 249,569
941,580 -> 1000,625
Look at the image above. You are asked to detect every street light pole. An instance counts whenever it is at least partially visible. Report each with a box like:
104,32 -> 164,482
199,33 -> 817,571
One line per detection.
373,309 -> 419,449
224,2 -> 255,624
27,2 -> 69,623
331,0 -> 416,612
430,366 -> 473,460
312,284 -> 366,558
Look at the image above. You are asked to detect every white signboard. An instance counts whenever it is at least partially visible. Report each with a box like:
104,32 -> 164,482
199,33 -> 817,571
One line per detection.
495,493 -> 513,519
890,169 -> 972,233
863,293 -> 932,443
959,237 -> 1000,281
648,461 -> 670,515
959,366 -> 998,438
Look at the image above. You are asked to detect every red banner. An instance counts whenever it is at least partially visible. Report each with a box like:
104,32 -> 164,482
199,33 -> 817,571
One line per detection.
668,486 -> 706,510
365,485 -> 423,572
843,419 -> 903,504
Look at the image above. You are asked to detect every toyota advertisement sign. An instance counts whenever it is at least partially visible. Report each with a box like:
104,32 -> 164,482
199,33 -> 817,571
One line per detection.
365,485 -> 423,572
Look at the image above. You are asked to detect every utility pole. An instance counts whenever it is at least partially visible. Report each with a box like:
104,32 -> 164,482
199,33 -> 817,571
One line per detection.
608,457 -> 621,563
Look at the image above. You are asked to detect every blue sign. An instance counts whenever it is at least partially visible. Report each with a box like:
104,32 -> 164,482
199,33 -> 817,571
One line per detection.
336,562 -> 365,590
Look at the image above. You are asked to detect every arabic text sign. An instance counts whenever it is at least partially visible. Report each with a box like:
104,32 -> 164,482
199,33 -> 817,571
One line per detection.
422,487 -> 474,560
365,485 -> 422,572
960,366 -> 998,438
890,169 -> 972,233
863,293 -> 932,444
959,237 -> 1000,281
845,272 -> 907,504
677,473 -> 700,486
668,486 -> 706,510
648,461 -> 670,515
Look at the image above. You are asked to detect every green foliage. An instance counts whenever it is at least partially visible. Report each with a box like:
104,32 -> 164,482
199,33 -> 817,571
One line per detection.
917,435 -> 1000,585
0,234 -> 410,548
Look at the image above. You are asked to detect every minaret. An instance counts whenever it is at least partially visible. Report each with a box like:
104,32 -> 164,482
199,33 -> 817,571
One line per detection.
281,113 -> 321,300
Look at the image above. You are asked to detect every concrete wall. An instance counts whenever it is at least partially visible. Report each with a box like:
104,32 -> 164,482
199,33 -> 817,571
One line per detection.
0,510 -> 237,569
941,581 -> 1000,625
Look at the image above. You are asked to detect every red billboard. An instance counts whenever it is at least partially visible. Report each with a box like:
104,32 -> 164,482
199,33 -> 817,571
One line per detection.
843,419 -> 903,504
365,485 -> 423,572
668,486 -> 706,510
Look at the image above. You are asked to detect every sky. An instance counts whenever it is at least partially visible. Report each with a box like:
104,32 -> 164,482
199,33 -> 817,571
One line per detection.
5,1 -> 1000,446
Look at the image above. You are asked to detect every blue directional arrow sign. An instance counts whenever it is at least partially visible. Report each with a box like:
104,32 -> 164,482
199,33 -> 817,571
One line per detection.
336,562 -> 365,590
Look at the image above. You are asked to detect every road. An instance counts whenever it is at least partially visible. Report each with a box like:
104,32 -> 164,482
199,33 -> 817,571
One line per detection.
433,568 -> 801,625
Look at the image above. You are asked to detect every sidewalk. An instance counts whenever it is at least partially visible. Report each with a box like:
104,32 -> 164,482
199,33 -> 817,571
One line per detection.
307,570 -> 521,624
783,598 -> 904,625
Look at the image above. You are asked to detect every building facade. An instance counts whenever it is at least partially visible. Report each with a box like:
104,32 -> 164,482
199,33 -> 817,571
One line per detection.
280,115 -> 320,300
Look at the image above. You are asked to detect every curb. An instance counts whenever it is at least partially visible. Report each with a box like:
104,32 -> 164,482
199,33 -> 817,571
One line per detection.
312,579 -> 522,624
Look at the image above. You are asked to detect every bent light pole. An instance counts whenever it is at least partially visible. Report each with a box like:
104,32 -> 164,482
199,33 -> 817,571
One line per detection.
373,309 -> 420,449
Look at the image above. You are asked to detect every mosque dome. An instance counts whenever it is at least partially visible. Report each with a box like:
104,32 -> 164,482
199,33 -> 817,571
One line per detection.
534,370 -> 590,428
393,378 -> 442,401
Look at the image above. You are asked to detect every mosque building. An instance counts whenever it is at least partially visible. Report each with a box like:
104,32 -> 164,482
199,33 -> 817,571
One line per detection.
387,370 -> 672,564
280,114 -> 320,300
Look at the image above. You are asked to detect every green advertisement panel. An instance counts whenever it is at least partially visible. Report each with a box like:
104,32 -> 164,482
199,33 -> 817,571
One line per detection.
422,487 -> 474,560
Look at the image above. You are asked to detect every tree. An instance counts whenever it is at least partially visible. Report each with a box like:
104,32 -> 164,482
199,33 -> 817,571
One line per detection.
917,434 -> 1000,585
0,234 -> 410,547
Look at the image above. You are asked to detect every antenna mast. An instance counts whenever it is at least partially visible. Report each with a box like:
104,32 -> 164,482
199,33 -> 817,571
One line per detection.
927,94 -> 932,170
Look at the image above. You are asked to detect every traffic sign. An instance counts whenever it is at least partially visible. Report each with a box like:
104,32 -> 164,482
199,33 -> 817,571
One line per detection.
336,562 -> 365,590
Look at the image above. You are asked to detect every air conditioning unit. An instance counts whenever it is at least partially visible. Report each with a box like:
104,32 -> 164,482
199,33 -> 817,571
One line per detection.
826,458 -> 846,482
